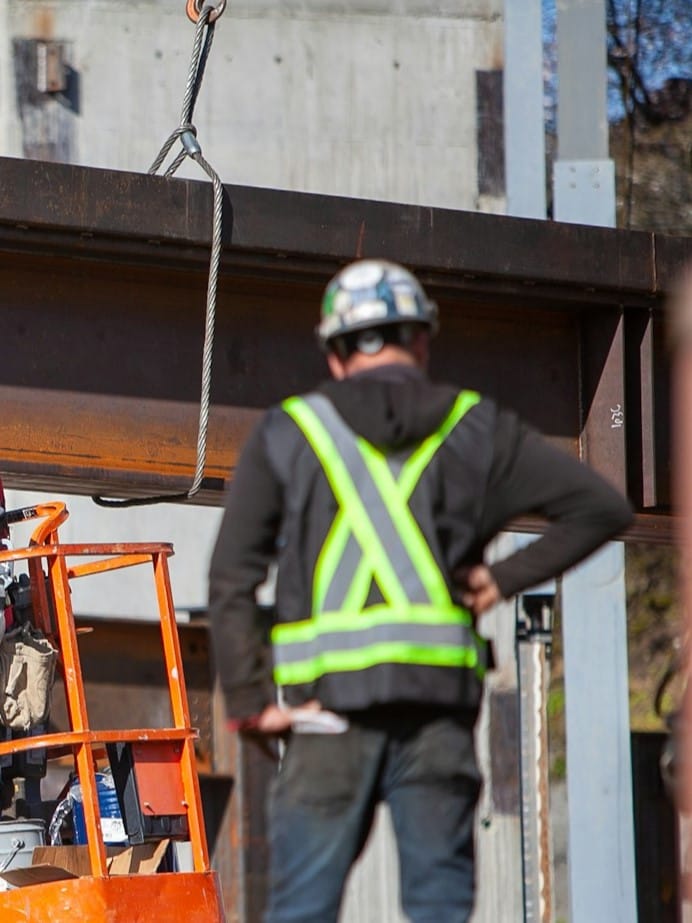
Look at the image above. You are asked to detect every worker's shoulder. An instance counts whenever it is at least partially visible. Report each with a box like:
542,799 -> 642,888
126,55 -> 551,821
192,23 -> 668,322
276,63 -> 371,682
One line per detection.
261,390 -> 321,427
254,395 -> 316,470
442,388 -> 503,429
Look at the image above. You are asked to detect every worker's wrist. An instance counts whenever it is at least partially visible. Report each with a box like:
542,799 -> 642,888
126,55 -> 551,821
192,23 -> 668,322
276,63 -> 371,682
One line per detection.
226,715 -> 260,733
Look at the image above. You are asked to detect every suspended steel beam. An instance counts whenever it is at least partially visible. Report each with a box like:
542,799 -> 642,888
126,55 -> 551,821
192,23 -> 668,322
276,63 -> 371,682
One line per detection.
0,157 -> 689,531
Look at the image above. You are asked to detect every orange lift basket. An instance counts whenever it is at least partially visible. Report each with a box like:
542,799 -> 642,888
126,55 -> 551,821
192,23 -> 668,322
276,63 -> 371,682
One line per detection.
0,502 -> 225,922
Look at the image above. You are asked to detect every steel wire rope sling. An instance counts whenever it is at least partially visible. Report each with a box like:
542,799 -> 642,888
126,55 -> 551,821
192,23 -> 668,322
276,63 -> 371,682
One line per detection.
93,0 -> 227,508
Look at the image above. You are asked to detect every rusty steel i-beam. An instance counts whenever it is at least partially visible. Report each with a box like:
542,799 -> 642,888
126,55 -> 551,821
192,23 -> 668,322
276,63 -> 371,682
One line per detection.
0,156 -> 690,540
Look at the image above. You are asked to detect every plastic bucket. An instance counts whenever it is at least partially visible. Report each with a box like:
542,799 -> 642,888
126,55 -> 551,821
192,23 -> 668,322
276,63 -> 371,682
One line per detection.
0,818 -> 46,871
71,772 -> 127,846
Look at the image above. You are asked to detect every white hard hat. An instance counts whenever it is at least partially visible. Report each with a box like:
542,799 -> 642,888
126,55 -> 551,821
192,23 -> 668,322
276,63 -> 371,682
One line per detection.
317,259 -> 438,349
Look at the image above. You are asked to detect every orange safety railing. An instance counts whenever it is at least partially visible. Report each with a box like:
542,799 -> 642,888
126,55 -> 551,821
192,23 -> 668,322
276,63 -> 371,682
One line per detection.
0,503 -> 216,890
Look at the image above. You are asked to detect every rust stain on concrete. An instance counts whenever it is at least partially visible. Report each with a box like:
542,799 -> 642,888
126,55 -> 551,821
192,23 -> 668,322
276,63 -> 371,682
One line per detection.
32,8 -> 55,40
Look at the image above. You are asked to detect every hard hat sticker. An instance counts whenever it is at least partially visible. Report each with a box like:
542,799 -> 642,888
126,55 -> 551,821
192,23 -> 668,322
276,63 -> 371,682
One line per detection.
340,262 -> 384,289
394,291 -> 417,315
333,290 -> 352,314
346,300 -> 388,324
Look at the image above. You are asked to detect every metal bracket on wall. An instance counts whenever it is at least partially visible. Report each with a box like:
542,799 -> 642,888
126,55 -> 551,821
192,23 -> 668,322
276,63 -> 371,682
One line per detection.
36,41 -> 66,94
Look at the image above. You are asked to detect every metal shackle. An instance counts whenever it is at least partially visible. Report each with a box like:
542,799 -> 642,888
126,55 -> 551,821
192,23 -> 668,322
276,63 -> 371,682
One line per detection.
186,0 -> 226,24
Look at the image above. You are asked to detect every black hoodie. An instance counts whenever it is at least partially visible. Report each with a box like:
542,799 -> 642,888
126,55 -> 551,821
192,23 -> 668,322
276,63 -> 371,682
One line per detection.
209,364 -> 633,718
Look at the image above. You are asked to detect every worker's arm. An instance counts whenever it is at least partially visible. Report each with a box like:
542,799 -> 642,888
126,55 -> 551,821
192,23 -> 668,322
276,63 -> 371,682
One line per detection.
209,417 -> 332,734
208,420 -> 282,721
477,410 -> 634,601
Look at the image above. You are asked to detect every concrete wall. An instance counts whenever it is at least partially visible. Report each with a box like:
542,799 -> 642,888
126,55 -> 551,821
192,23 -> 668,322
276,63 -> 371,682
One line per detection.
1,0 -> 502,209
2,490 -> 223,619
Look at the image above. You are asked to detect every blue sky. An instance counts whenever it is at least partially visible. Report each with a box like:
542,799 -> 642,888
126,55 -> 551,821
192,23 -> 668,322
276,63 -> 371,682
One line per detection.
542,0 -> 692,125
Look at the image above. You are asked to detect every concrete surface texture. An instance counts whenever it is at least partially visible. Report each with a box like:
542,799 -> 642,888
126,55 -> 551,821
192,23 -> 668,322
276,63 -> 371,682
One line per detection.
1,0 -> 502,210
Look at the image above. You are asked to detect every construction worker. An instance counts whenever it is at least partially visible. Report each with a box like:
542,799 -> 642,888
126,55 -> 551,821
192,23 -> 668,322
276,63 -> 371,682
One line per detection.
208,259 -> 633,923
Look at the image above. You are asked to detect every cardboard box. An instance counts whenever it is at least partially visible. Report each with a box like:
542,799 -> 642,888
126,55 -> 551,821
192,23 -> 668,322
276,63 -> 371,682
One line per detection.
0,840 -> 172,890
32,840 -> 170,878
0,863 -> 77,891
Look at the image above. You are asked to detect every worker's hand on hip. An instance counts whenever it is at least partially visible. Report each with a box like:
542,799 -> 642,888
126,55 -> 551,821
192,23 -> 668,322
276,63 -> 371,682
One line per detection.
458,565 -> 501,617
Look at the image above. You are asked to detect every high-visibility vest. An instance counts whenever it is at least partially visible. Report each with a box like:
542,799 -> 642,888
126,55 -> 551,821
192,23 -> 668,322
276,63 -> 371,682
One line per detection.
271,391 -> 488,691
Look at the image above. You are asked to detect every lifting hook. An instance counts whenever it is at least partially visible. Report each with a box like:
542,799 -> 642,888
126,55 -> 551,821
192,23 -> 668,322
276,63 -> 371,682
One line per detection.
186,0 -> 226,24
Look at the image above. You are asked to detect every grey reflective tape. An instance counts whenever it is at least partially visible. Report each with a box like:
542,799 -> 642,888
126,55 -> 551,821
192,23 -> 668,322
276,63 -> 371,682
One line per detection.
273,620 -> 479,666
323,531 -> 361,611
303,394 -> 430,604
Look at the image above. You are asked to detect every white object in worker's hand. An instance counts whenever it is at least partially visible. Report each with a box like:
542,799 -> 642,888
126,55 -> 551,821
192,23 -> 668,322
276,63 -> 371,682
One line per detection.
291,708 -> 349,734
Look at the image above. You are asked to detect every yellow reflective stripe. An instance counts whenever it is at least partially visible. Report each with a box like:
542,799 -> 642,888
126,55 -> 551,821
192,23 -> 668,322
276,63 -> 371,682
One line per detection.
273,641 -> 484,686
341,554 -> 373,612
312,508 -> 348,613
315,389 -> 481,615
398,390 -> 481,496
271,604 -> 488,686
272,603 -> 474,643
283,396 -> 408,608
357,441 -> 452,606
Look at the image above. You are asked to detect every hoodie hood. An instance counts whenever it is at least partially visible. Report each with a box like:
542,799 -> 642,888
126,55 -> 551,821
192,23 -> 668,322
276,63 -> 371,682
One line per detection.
318,364 -> 458,450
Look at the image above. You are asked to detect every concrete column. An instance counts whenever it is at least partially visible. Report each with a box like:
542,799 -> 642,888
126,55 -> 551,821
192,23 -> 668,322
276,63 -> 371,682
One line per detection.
556,0 -> 609,160
552,6 -> 636,914
561,546 -> 637,922
504,0 -> 546,219
553,0 -> 615,226
0,1 -> 20,156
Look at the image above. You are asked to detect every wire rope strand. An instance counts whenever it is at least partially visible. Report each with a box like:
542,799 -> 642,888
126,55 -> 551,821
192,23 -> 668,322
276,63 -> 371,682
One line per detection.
93,5 -> 223,509
180,19 -> 215,127
186,152 -> 223,498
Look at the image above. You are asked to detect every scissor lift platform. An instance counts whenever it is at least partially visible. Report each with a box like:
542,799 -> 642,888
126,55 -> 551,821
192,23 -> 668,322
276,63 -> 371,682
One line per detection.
0,502 -> 225,922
